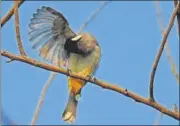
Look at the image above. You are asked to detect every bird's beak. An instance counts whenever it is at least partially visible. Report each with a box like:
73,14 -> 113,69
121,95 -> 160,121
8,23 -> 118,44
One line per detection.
71,35 -> 82,41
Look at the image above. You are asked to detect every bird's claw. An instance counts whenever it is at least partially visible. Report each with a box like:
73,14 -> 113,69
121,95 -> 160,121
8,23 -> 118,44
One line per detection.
67,68 -> 72,76
86,75 -> 92,80
86,75 -> 96,81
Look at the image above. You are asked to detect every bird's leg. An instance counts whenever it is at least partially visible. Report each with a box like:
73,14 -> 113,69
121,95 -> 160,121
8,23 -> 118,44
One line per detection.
67,68 -> 72,76
86,75 -> 92,80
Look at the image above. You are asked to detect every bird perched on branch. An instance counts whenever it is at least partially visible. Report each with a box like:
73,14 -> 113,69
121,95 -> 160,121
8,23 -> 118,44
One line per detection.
28,6 -> 101,123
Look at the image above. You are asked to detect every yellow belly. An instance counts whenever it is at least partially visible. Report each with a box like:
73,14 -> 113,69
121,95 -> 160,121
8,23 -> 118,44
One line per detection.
68,65 -> 92,94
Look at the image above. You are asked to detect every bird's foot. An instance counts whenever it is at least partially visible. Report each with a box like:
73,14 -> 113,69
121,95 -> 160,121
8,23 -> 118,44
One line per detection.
67,68 -> 72,76
86,75 -> 96,81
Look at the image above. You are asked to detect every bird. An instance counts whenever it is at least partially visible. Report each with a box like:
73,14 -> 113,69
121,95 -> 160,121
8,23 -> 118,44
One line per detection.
28,6 -> 101,123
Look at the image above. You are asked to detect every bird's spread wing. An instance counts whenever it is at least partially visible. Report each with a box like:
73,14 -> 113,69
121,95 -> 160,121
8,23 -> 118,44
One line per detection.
28,6 -> 76,67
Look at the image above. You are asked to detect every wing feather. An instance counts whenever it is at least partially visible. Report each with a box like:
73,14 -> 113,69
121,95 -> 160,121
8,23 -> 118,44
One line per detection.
28,6 -> 76,67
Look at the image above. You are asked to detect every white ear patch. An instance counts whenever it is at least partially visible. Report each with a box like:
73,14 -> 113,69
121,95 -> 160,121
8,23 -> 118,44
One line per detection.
71,35 -> 82,41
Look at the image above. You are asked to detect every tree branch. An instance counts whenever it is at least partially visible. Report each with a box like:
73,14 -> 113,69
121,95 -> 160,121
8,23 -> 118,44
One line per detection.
14,1 -> 26,56
30,72 -> 56,125
149,1 -> 180,102
154,1 -> 179,85
1,50 -> 180,121
1,0 -> 24,28
174,0 -> 180,39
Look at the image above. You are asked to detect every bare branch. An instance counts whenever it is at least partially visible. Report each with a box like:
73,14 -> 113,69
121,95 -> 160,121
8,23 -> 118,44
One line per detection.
1,0 -> 24,28
78,1 -> 110,33
154,1 -> 179,85
149,2 -> 180,102
14,1 -> 26,56
30,72 -> 56,125
1,50 -> 180,120
174,0 -> 180,39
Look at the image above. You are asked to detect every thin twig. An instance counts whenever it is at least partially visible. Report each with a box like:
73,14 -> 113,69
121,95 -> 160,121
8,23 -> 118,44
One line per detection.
1,0 -> 24,28
78,1 -> 110,33
1,50 -> 180,120
30,72 -> 56,125
173,104 -> 179,113
174,0 -> 180,39
154,1 -> 179,85
149,2 -> 180,102
30,1 -> 111,124
14,1 -> 26,56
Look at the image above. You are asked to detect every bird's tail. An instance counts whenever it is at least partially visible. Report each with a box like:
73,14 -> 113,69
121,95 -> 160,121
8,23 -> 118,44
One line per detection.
62,92 -> 78,123
62,77 -> 84,123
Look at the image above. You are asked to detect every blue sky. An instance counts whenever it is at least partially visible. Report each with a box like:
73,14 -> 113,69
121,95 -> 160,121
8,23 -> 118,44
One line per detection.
1,1 -> 179,125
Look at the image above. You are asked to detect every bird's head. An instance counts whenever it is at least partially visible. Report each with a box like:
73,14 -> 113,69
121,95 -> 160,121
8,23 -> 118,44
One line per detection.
71,32 -> 98,46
